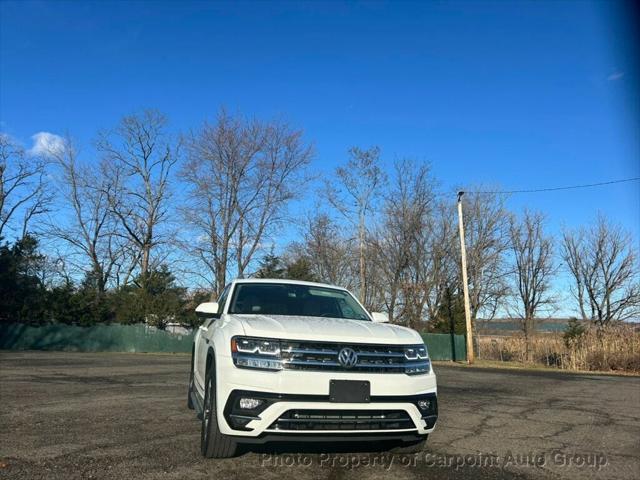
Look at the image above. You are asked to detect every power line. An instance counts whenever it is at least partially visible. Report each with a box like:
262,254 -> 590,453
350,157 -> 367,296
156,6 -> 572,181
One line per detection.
463,177 -> 640,195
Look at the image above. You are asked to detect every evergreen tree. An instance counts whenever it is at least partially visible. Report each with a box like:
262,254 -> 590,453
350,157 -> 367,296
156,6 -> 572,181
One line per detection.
285,257 -> 318,282
255,254 -> 285,279
0,235 -> 48,324
428,287 -> 467,334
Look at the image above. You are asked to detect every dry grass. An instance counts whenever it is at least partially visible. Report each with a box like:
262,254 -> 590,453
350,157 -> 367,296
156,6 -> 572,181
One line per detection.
477,324 -> 640,373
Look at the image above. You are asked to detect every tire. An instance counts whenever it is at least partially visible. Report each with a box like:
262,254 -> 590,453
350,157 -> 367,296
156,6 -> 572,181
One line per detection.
187,348 -> 195,410
200,360 -> 238,458
390,436 -> 428,454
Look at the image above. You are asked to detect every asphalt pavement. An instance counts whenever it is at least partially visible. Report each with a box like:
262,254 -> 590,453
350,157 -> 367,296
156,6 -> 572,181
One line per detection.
0,351 -> 638,480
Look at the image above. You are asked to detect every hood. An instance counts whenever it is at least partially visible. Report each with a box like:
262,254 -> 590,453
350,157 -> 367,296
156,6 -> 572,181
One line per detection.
232,314 -> 423,345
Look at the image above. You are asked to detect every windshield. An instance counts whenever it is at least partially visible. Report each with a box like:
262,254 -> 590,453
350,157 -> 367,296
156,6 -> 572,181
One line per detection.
229,283 -> 371,321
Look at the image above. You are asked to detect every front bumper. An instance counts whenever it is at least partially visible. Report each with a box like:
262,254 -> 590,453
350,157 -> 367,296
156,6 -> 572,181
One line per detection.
212,353 -> 438,438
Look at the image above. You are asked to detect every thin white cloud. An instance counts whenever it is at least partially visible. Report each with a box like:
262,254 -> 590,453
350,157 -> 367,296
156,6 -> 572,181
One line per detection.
28,132 -> 65,157
607,71 -> 624,81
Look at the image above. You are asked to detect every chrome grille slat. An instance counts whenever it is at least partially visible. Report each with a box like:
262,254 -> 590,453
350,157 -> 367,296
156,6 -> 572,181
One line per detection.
281,359 -> 429,369
283,359 -> 341,367
282,347 -> 339,355
354,351 -> 405,358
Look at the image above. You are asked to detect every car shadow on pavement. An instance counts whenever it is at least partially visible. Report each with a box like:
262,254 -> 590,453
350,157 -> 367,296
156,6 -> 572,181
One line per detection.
244,440 -> 403,455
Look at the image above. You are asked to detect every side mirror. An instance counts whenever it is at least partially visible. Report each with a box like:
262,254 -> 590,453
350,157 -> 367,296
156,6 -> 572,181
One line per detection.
371,312 -> 389,323
195,302 -> 219,318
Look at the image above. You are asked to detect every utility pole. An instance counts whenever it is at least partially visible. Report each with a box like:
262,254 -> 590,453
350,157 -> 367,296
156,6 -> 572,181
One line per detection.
457,192 -> 474,364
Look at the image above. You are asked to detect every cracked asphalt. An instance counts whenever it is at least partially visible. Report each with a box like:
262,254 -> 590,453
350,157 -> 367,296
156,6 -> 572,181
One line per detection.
0,351 -> 638,479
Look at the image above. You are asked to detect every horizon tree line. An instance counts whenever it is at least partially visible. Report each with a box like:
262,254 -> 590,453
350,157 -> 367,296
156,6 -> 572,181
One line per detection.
1,108 -> 638,341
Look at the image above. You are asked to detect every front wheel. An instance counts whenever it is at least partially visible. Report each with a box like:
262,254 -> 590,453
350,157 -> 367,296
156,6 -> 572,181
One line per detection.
200,365 -> 238,458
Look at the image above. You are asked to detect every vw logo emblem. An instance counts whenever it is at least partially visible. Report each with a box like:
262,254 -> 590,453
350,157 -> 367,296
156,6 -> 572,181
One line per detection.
338,348 -> 358,368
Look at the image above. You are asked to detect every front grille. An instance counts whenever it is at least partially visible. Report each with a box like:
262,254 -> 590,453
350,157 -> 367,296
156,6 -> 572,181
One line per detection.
279,341 -> 429,373
269,409 -> 416,431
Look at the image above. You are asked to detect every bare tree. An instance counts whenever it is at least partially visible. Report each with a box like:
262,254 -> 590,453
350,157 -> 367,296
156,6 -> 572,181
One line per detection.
370,159 -> 436,324
0,133 -> 52,239
459,191 -> 510,324
291,213 -> 357,288
97,110 -> 179,288
45,137 -> 121,293
509,210 -> 555,361
418,201 -> 459,325
181,110 -> 313,295
325,146 -> 386,304
562,215 -> 640,326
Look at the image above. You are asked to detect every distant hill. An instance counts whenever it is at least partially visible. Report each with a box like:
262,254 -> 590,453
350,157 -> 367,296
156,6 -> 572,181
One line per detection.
476,318 -> 640,335
475,317 -> 583,335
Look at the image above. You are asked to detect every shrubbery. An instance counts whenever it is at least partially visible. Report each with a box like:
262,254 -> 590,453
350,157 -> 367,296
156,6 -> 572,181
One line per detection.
0,235 -> 203,328
478,324 -> 640,373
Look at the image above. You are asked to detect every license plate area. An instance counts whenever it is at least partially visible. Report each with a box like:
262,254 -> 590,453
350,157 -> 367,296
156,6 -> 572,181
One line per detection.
329,380 -> 371,403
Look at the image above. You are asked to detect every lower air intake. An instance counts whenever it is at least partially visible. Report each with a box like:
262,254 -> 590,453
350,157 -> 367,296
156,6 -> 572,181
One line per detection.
269,409 -> 415,431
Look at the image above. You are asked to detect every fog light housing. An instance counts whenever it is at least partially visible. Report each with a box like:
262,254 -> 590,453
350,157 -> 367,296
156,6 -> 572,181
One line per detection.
415,395 -> 438,420
228,415 -> 253,428
239,397 -> 264,410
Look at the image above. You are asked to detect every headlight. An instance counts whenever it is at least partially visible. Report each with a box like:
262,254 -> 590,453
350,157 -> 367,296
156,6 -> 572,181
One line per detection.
233,337 -> 281,355
404,344 -> 430,375
404,345 -> 428,360
231,336 -> 283,371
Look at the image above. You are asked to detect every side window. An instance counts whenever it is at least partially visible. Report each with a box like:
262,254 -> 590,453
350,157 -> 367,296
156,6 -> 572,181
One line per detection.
214,284 -> 231,318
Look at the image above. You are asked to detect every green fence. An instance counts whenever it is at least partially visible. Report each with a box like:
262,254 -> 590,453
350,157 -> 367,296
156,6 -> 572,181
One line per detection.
0,323 -> 194,353
0,323 -> 466,360
422,332 -> 467,361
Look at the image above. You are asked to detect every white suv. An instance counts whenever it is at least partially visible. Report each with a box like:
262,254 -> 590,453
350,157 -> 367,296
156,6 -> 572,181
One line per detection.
188,279 -> 438,458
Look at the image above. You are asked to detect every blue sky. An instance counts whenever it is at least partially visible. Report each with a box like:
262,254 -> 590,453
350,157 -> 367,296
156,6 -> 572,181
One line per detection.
1,1 -> 638,246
